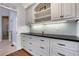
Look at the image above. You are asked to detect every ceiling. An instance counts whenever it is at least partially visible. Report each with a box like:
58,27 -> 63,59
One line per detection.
21,3 -> 33,8
0,3 -> 33,9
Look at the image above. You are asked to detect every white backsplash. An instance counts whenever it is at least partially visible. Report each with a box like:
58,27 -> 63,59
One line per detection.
18,26 -> 30,33
31,24 -> 44,33
77,21 -> 79,37
31,22 -> 77,36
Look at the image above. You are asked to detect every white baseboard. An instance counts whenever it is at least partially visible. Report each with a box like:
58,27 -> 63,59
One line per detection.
12,42 -> 22,50
12,42 -> 16,47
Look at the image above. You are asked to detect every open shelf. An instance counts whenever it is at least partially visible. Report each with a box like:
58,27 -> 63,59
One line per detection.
34,8 -> 51,19
33,3 -> 51,23
35,16 -> 51,23
35,14 -> 51,20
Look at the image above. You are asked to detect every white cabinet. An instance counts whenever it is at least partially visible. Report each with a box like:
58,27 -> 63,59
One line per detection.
51,3 -> 61,20
50,39 -> 79,56
51,46 -> 79,56
21,34 -> 28,49
61,3 -> 76,19
33,3 -> 51,23
76,3 -> 79,19
32,3 -> 76,23
51,3 -> 76,21
31,36 -> 49,56
21,34 -> 79,56
21,35 -> 50,56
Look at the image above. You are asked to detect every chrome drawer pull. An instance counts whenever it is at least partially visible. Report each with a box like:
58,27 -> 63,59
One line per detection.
57,53 -> 65,56
58,43 -> 65,46
23,40 -> 25,41
40,47 -> 44,49
22,36 -> 26,37
40,40 -> 44,41
29,42 -> 32,45
30,37 -> 32,39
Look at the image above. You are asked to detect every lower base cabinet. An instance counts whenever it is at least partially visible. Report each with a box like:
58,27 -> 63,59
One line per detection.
50,39 -> 79,56
21,35 -> 50,56
50,47 -> 79,56
21,34 -> 79,56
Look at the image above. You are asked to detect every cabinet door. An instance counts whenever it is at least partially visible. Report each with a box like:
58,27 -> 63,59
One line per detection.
61,3 -> 76,19
51,3 -> 61,21
76,4 -> 79,19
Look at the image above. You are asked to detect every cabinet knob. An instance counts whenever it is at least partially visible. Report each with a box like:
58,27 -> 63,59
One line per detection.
60,16 -> 64,18
30,37 -> 32,39
57,53 -> 65,56
40,47 -> 44,49
23,40 -> 25,41
29,42 -> 32,45
40,40 -> 44,41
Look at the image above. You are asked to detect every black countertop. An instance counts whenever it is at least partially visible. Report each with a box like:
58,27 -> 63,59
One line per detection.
21,33 -> 79,42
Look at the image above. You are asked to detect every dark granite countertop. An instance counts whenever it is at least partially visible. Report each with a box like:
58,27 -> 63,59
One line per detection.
21,33 -> 79,42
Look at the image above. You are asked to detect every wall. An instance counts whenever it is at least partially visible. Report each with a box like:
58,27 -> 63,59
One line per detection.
0,7 -> 9,41
25,6 -> 33,25
31,22 -> 77,36
0,5 -> 30,49
0,7 -> 2,41
29,4 -> 77,36
25,5 -> 35,33
77,4 -> 79,37
16,6 -> 26,27
0,7 -> 17,45
9,11 -> 17,45
16,6 -> 30,50
45,22 -> 76,36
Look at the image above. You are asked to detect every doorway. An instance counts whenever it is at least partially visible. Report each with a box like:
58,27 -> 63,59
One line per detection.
2,16 -> 9,40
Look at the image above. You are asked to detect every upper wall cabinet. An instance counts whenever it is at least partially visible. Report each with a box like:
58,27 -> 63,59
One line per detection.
32,3 -> 76,24
76,4 -> 79,19
51,3 -> 61,20
33,3 -> 51,23
61,3 -> 76,19
51,3 -> 76,21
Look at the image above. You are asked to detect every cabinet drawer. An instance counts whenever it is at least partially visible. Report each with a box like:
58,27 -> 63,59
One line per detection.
22,39 -> 28,42
21,35 -> 26,37
39,46 -> 49,52
21,35 -> 27,39
50,47 -> 79,56
22,45 -> 28,50
36,51 -> 49,56
39,38 -> 49,45
51,39 -> 79,51
27,44 -> 49,56
21,40 -> 27,46
21,41 -> 27,47
25,47 -> 49,56
32,48 -> 49,56
21,35 -> 33,40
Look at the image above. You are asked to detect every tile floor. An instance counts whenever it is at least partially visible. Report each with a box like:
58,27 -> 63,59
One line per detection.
0,40 -> 17,56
